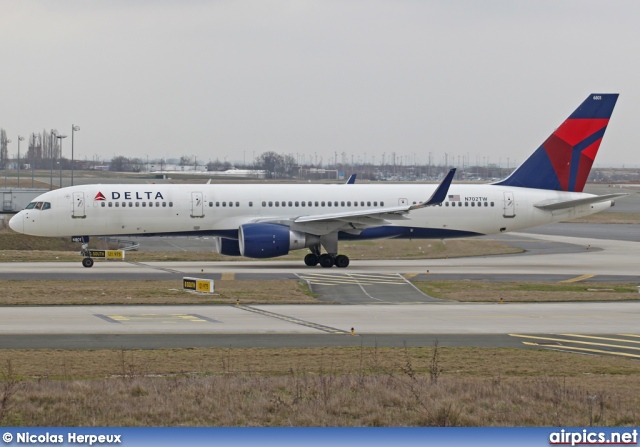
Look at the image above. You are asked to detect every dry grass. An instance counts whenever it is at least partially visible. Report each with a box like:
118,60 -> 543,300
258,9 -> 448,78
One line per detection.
0,280 -> 317,305
414,281 -> 640,303
1,346 -> 639,426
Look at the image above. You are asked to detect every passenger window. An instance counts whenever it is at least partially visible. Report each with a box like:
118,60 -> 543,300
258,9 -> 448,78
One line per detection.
491,202 -> 494,207
484,202 -> 488,207
229,202 -> 233,207
135,203 -> 139,207
249,202 -> 253,207
347,201 -> 351,206
223,202 -> 227,207
465,202 -> 469,207
216,202 -> 220,207
327,202 -> 332,207
321,201 -> 325,206
115,202 -> 120,207
361,201 -> 364,206
128,202 -> 132,207
109,202 -> 113,207
314,201 -> 319,207
373,201 -> 377,206
354,202 -> 358,207
281,201 -> 286,207
142,202 -> 146,207
367,201 -> 371,206
236,202 -> 239,207
162,202 -> 166,207
148,202 -> 153,207
169,202 -> 173,207
275,202 -> 279,207
295,201 -> 299,207
301,202 -> 305,207
102,202 -> 106,207
446,202 -> 449,207
269,201 -> 273,207
381,201 -> 384,206
262,201 -> 266,207
288,201 -> 293,207
471,202 -> 475,207
155,202 -> 159,207
307,201 -> 312,207
209,202 -> 213,207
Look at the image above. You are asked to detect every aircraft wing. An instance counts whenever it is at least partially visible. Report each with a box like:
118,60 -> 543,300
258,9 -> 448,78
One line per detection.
294,168 -> 456,223
534,193 -> 628,211
251,169 -> 456,235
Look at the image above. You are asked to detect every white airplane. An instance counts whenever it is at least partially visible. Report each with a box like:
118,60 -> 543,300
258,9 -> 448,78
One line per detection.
10,93 -> 626,268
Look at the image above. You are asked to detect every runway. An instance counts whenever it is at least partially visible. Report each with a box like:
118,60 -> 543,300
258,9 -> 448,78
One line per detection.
1,224 -> 639,353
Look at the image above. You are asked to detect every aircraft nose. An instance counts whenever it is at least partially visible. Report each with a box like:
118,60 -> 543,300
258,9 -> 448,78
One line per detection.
8,212 -> 23,233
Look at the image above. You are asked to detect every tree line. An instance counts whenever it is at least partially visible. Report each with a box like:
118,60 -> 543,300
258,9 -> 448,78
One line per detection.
1,128 -> 63,170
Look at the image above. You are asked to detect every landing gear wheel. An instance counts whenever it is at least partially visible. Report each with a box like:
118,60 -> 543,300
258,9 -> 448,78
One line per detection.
304,253 -> 319,267
82,257 -> 94,268
334,255 -> 350,268
319,254 -> 335,268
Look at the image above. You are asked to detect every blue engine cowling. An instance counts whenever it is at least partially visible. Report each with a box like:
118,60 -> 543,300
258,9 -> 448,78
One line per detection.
212,237 -> 241,256
238,223 -> 319,258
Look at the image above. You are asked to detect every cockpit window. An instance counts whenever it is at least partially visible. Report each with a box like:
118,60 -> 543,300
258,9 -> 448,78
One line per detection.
34,202 -> 44,210
42,202 -> 51,210
25,202 -> 36,209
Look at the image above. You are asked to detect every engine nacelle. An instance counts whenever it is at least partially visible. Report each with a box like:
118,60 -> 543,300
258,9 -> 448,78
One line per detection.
212,237 -> 241,256
238,223 -> 319,258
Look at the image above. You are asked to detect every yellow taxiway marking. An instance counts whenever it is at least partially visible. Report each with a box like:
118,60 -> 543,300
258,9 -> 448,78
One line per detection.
510,334 -> 640,351
521,342 -> 640,359
106,314 -> 206,322
560,334 -> 640,344
221,272 -> 235,281
559,274 -> 595,283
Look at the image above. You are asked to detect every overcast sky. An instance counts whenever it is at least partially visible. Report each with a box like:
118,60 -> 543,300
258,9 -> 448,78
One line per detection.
1,0 -> 639,168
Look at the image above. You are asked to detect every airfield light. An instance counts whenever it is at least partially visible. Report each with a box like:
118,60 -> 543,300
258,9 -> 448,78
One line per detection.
72,125 -> 80,186
56,134 -> 67,188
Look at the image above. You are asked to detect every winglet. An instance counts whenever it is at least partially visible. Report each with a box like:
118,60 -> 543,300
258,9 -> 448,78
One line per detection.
411,168 -> 456,209
345,174 -> 357,184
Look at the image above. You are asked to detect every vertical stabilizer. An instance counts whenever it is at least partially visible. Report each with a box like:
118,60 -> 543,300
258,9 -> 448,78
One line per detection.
496,94 -> 618,192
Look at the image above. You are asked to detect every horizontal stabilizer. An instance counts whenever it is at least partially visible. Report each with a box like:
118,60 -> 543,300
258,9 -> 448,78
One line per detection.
534,193 -> 628,211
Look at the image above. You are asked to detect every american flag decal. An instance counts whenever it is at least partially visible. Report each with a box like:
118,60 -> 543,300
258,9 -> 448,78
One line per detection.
448,194 -> 460,201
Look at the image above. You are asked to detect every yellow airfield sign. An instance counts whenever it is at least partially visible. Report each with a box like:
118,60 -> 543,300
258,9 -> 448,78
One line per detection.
88,250 -> 125,260
182,277 -> 215,294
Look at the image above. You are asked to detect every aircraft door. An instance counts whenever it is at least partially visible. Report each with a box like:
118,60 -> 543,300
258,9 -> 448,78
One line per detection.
72,192 -> 86,218
503,192 -> 515,218
191,192 -> 204,218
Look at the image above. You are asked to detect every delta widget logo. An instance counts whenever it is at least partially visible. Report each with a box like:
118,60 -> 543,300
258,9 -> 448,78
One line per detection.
94,192 -> 106,201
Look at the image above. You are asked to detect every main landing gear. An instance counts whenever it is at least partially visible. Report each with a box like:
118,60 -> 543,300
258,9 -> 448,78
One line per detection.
304,253 -> 350,268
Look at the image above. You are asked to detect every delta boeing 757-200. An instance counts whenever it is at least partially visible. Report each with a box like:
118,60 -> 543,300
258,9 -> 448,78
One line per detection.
10,93 -> 626,268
